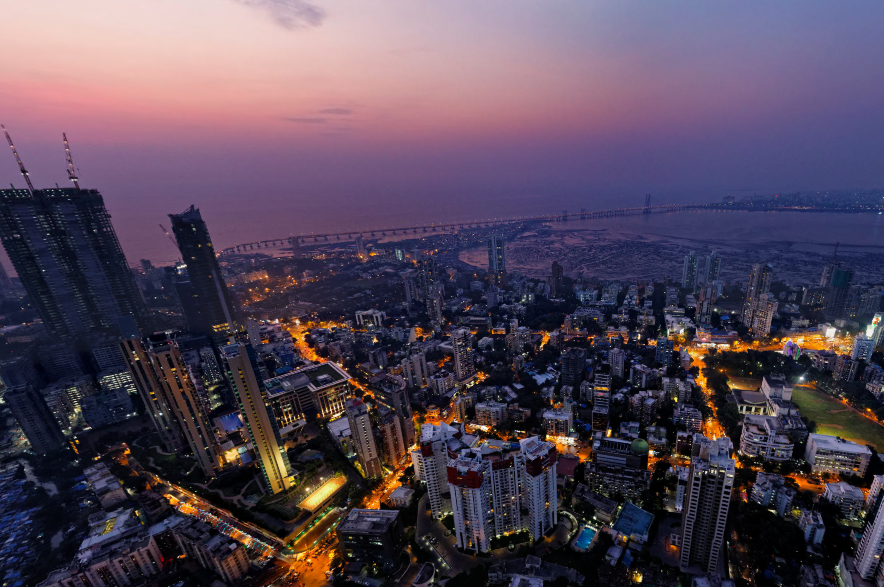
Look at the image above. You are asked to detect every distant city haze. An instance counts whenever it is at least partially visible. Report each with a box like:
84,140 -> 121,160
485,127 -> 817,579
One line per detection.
1,1 -> 883,264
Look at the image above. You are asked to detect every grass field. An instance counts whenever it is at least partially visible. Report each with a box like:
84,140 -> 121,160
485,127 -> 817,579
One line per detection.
791,385 -> 884,451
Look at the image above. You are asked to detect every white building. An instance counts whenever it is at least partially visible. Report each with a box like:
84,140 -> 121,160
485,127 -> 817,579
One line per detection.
542,407 -> 573,437
355,309 -> 386,328
411,422 -> 467,519
798,510 -> 825,546
739,415 -> 794,461
856,483 -> 884,580
346,398 -> 383,479
805,434 -> 872,477
852,333 -> 876,361
401,350 -> 429,389
823,481 -> 865,520
680,436 -> 735,575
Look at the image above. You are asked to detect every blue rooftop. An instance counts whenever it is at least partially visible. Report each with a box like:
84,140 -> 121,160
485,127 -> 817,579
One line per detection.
612,502 -> 654,538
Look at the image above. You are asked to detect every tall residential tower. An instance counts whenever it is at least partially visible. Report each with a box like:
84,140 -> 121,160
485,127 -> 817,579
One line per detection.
0,188 -> 150,337
170,206 -> 239,344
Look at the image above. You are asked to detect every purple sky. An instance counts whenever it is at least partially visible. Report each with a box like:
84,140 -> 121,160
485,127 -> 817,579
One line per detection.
1,1 -> 883,264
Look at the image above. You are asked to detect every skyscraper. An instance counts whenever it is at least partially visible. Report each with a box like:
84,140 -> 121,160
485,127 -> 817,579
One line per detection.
451,328 -> 476,382
355,235 -> 367,259
411,422 -> 465,519
0,188 -> 150,338
704,251 -> 721,285
427,282 -> 445,323
346,398 -> 383,478
373,373 -> 415,447
750,293 -> 778,337
121,335 -> 220,475
120,337 -> 185,452
417,254 -> 439,302
487,234 -> 506,286
143,334 -> 220,477
550,261 -> 564,298
680,435 -> 735,574
682,251 -> 699,292
6,386 -> 67,454
855,483 -> 884,580
170,206 -> 238,344
742,263 -> 773,328
222,342 -> 293,494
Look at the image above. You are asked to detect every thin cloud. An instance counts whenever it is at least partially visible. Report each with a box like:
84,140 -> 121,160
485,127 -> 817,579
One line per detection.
282,117 -> 327,124
232,0 -> 326,30
319,108 -> 352,115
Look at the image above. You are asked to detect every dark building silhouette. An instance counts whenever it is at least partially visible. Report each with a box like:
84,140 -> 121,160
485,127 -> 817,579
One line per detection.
6,386 -> 66,454
0,188 -> 150,338
169,206 -> 238,344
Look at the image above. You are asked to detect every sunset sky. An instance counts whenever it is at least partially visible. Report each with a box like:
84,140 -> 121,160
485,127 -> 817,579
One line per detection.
1,1 -> 883,262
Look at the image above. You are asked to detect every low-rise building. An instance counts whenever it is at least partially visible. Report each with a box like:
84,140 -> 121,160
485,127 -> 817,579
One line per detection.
475,401 -> 508,427
337,509 -> 405,574
674,406 -> 703,433
174,517 -> 250,583
739,415 -> 794,461
799,511 -> 826,546
543,408 -> 573,437
749,472 -> 795,517
83,463 -> 129,510
823,481 -> 865,520
805,434 -> 872,477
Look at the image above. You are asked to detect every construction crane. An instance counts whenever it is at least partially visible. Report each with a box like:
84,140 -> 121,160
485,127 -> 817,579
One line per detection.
159,224 -> 178,249
1,124 -> 35,193
62,133 -> 81,189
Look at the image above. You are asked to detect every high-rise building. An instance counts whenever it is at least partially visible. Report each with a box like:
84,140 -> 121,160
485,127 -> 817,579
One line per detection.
868,313 -> 884,349
346,398 -> 383,478
560,347 -> 587,385
6,386 -> 67,454
402,271 -> 418,306
826,268 -> 854,319
169,206 -> 238,344
120,337 -> 184,452
704,251 -> 721,285
550,261 -> 564,299
520,437 -> 558,541
742,263 -> 773,328
610,348 -> 626,379
852,333 -> 876,361
656,337 -> 674,368
447,437 -> 557,553
487,234 -> 507,286
121,335 -> 219,476
426,282 -> 445,323
372,373 -> 415,448
144,334 -> 220,476
682,251 -> 699,292
402,349 -> 429,389
355,234 -> 367,259
337,509 -> 405,574
221,342 -> 293,494
750,293 -> 778,337
417,254 -> 439,302
855,483 -> 884,580
0,188 -> 150,338
679,435 -> 735,574
411,422 -> 466,519
451,329 -> 476,382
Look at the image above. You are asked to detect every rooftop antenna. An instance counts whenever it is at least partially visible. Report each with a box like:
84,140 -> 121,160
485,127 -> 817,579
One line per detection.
1,125 -> 35,193
62,132 -> 81,190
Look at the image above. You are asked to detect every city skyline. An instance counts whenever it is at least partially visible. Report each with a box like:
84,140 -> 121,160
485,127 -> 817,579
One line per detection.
1,2 -> 883,264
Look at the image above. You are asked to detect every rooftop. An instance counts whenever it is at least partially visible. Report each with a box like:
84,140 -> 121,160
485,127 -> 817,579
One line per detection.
612,502 -> 654,538
339,509 -> 399,534
810,434 -> 873,455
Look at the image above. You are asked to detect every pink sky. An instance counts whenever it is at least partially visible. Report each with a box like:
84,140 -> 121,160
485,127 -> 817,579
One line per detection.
1,1 -> 883,263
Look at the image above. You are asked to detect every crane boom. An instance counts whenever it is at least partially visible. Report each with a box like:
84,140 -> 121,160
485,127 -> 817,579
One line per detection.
1,124 -> 35,193
159,224 -> 178,248
62,132 -> 81,189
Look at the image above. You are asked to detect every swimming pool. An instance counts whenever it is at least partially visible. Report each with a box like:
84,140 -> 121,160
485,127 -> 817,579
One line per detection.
575,526 -> 596,550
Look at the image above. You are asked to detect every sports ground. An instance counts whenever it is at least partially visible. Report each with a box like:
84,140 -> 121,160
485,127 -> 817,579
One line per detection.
791,385 -> 884,451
